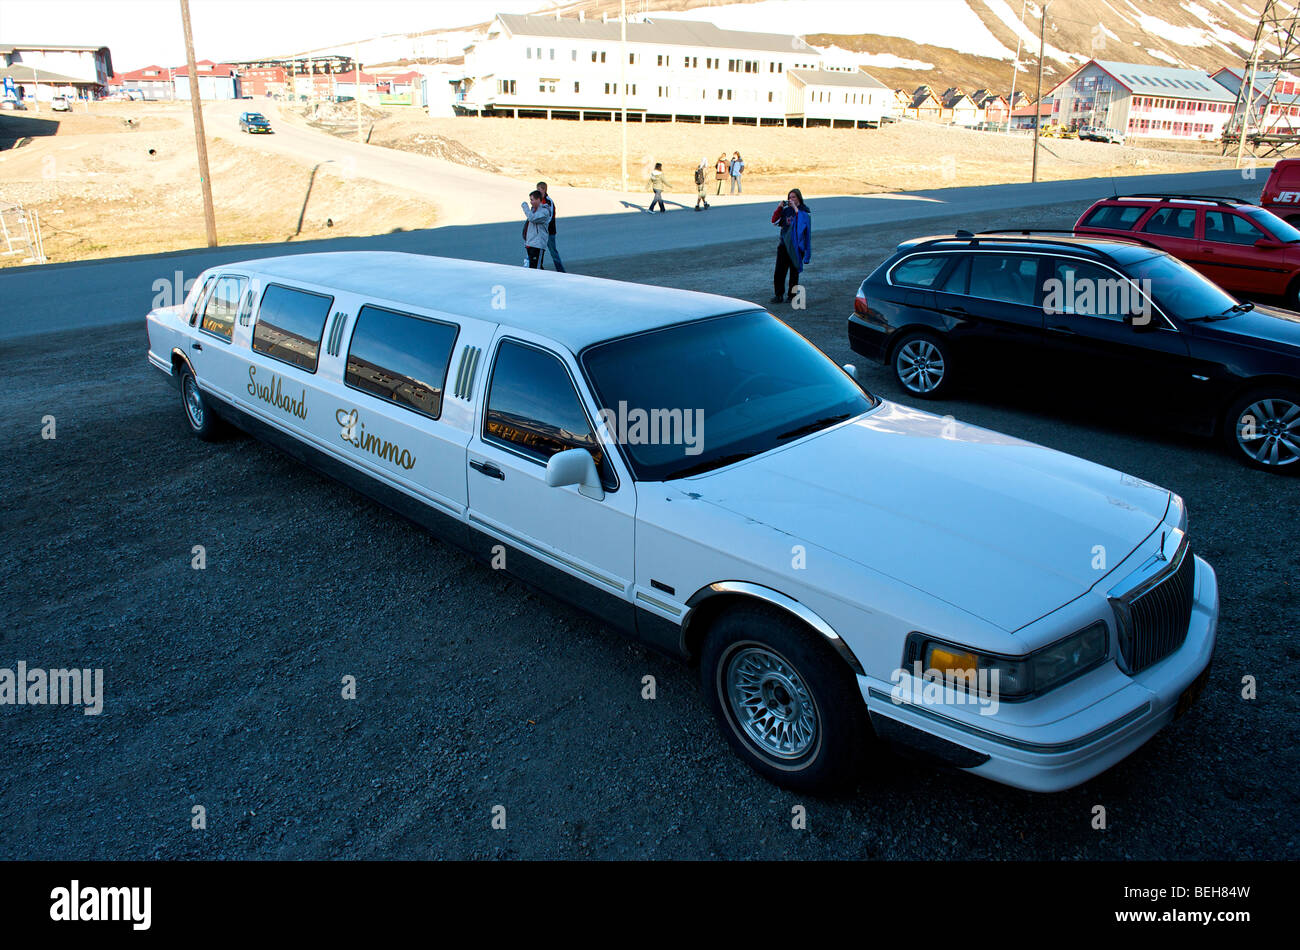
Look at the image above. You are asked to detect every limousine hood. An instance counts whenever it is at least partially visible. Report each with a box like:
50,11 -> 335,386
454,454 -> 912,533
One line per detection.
687,401 -> 1170,632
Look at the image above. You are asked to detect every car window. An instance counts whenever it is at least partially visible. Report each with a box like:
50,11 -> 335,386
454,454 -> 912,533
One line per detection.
199,275 -> 246,341
891,254 -> 949,288
1140,207 -> 1197,238
968,253 -> 1040,306
190,276 -> 217,327
252,284 -> 333,373
1244,208 -> 1300,242
485,340 -> 606,475
937,254 -> 971,294
345,305 -> 458,420
1081,204 -> 1147,230
1203,211 -> 1266,246
1044,259 -> 1140,322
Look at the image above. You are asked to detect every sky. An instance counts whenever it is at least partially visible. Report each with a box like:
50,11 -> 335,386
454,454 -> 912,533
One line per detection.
0,0 -> 543,71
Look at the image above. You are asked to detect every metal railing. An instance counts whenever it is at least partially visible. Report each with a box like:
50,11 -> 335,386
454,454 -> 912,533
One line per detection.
0,202 -> 47,265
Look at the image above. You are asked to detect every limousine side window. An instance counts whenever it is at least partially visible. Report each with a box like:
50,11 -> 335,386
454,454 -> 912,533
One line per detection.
484,340 -> 608,479
199,276 -> 247,342
189,276 -> 217,327
252,284 -> 334,373
345,305 -> 459,419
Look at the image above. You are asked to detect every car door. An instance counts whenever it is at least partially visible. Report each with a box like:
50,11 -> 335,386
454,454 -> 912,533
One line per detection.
1040,256 -> 1198,418
186,272 -> 250,404
1138,205 -> 1202,273
466,333 -> 636,631
1199,209 -> 1289,297
937,251 -> 1047,381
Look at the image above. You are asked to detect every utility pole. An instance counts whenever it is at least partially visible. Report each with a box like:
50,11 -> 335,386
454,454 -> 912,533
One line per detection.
180,0 -> 218,246
1007,0 -> 1026,133
1031,1 -> 1050,183
355,43 -> 363,143
620,0 -> 628,192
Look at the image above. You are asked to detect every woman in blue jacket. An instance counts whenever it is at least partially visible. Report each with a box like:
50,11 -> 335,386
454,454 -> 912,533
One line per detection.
770,188 -> 811,304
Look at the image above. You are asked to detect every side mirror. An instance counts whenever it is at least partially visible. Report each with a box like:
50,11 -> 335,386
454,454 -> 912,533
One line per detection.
1123,313 -> 1156,332
545,448 -> 604,501
842,363 -> 858,380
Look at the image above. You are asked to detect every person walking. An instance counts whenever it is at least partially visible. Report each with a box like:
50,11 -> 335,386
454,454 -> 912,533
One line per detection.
714,153 -> 728,195
521,190 -> 552,269
729,151 -> 744,194
693,159 -> 710,211
770,188 -> 812,303
536,181 -> 565,272
648,162 -> 670,213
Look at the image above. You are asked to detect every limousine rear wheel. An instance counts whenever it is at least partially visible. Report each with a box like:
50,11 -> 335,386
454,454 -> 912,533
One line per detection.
178,366 -> 223,442
1225,388 -> 1300,470
700,607 -> 867,791
892,331 -> 952,399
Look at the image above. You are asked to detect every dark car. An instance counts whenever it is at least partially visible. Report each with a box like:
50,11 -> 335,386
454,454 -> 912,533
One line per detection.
1074,194 -> 1300,306
848,232 -> 1300,470
238,111 -> 272,133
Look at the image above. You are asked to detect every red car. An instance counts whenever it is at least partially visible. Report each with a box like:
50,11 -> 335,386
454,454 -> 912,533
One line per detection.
1260,158 -> 1300,224
1074,194 -> 1300,307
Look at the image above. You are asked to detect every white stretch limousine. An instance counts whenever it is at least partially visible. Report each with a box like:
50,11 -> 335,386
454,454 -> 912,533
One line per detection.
147,251 -> 1218,792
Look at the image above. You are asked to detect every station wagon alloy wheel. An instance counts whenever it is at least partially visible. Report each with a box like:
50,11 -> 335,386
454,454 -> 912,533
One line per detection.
723,645 -> 820,760
1234,396 -> 1300,468
893,333 -> 950,397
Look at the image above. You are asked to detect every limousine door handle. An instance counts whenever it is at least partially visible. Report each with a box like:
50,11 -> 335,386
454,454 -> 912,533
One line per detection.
469,459 -> 505,480
190,342 -> 203,351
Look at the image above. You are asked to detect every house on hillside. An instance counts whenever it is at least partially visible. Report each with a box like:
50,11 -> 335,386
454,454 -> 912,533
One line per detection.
1046,59 -> 1234,140
0,43 -> 113,100
1009,99 -> 1052,130
941,86 -> 980,125
907,85 -> 941,120
972,89 -> 1009,125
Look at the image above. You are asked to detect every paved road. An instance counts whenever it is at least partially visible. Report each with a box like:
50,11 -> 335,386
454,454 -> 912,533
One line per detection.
0,166 -> 1259,341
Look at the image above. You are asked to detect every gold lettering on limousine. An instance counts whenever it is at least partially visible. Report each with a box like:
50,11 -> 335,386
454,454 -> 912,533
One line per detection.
335,408 -> 417,470
247,365 -> 308,419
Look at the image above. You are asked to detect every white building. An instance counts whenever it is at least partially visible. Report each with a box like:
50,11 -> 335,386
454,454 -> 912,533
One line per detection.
1046,59 -> 1236,141
0,43 -> 113,100
787,69 -> 890,126
459,13 -> 882,126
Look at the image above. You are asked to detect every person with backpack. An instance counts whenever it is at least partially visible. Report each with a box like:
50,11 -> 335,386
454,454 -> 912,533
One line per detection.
521,190 -> 552,269
648,163 -> 670,213
693,159 -> 710,211
714,154 -> 728,195
536,181 -> 565,272
730,151 -> 745,194
770,188 -> 811,303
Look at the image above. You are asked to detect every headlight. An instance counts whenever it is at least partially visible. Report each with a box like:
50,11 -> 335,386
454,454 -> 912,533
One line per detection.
904,621 -> 1109,702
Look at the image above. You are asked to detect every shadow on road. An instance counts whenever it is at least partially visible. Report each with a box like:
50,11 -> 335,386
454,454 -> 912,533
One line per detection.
0,114 -> 60,151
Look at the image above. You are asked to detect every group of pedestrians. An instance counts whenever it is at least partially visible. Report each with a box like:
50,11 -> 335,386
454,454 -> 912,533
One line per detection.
520,180 -> 565,271
520,167 -> 811,308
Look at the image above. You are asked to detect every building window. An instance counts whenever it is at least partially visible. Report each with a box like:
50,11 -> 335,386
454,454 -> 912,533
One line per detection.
572,49 -> 577,61
629,52 -> 635,64
549,48 -> 555,60
768,91 -> 773,102
574,81 -> 580,93
526,48 -> 532,59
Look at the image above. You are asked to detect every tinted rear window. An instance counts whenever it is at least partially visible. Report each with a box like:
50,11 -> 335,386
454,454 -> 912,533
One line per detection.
253,284 -> 333,372
345,305 -> 458,419
1081,204 -> 1147,230
890,254 -> 950,287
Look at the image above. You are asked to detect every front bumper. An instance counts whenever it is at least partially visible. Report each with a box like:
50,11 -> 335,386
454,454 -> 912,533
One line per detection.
858,555 -> 1218,792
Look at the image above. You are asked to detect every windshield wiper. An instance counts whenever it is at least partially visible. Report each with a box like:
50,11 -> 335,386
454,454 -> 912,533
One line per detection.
1187,301 -> 1254,322
664,452 -> 758,480
777,413 -> 851,442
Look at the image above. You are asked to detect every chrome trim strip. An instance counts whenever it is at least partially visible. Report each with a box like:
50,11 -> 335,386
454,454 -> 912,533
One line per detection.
684,581 -> 865,675
635,589 -> 683,617
1109,528 -> 1189,603
467,514 -> 626,593
866,687 -> 1153,754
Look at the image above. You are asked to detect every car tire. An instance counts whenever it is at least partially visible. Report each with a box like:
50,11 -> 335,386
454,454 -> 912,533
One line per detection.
1223,387 -> 1300,471
891,330 -> 953,398
700,606 -> 869,792
178,366 -> 224,442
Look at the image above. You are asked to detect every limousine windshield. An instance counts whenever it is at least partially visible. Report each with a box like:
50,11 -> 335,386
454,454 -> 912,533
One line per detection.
582,310 -> 876,481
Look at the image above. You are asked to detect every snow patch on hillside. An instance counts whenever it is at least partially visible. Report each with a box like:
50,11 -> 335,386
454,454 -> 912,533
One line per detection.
980,0 -> 1083,64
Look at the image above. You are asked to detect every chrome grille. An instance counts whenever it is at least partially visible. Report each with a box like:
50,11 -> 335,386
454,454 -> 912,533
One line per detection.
1120,546 -> 1195,674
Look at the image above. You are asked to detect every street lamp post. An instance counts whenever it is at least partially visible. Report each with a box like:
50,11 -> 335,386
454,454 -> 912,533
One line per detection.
1031,1 -> 1051,183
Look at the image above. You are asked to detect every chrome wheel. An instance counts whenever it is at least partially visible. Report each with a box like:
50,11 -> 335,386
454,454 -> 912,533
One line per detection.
1236,397 -> 1300,467
722,645 -> 820,761
183,375 -> 205,430
896,338 -> 946,394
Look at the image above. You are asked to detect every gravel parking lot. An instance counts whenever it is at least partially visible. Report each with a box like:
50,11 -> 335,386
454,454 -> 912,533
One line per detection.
2,188 -> 1298,860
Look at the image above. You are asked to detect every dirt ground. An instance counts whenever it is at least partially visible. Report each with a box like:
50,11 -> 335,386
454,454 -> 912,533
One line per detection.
353,108 -> 1238,195
0,102 -> 438,266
